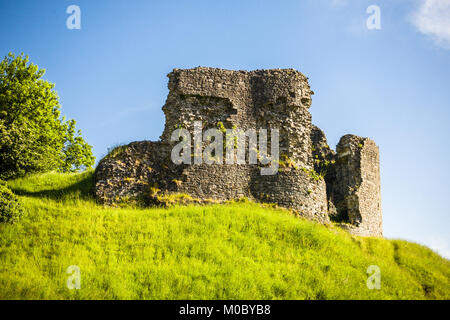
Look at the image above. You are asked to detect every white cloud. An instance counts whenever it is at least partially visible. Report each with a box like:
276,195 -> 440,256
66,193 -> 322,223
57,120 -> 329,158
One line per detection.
411,0 -> 450,49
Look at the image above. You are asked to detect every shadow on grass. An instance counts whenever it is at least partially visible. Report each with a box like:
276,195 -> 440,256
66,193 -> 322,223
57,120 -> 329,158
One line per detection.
10,172 -> 95,201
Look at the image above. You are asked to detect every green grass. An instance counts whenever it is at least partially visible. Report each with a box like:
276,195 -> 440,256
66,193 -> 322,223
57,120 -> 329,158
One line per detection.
0,171 -> 449,299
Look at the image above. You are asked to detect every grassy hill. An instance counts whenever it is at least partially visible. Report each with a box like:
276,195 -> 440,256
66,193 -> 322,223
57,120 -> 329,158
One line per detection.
0,171 -> 449,300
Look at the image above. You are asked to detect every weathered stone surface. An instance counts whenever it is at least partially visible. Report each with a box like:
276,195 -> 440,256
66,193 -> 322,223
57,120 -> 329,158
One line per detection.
327,135 -> 383,236
161,68 -> 315,168
94,141 -> 181,205
94,67 -> 382,236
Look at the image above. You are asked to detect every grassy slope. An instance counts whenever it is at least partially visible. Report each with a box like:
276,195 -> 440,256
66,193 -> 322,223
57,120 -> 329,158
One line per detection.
0,171 -> 448,300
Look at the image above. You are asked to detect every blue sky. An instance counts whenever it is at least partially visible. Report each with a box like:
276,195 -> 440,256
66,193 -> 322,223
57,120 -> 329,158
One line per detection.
1,0 -> 449,258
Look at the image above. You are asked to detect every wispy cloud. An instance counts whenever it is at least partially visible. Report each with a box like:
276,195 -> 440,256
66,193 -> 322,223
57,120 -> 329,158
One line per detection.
411,0 -> 450,49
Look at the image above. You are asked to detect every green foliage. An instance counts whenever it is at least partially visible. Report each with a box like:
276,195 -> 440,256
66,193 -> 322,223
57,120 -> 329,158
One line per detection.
0,53 -> 94,180
149,182 -> 160,198
301,167 -> 324,181
0,172 -> 449,299
59,120 -> 95,173
157,192 -> 195,206
278,154 -> 298,170
0,180 -> 24,223
104,143 -> 128,160
216,121 -> 227,134
7,170 -> 94,203
156,192 -> 222,207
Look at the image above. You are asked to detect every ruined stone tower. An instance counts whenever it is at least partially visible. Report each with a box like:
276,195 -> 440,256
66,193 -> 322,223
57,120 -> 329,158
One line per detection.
94,67 -> 382,237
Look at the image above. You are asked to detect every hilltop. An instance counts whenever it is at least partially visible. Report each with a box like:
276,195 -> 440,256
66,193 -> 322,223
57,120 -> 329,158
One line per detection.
95,68 -> 382,237
0,171 -> 448,299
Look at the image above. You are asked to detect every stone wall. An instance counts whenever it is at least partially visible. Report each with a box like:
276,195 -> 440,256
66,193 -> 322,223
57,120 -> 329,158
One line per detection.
161,68 -> 314,169
327,135 -> 383,236
252,170 -> 329,224
94,67 -> 382,237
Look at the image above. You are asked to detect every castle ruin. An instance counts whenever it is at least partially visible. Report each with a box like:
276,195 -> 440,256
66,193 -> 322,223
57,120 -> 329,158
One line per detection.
94,67 -> 382,237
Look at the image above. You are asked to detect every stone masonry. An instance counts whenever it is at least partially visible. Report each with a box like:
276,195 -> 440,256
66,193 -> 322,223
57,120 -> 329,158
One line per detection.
94,67 -> 382,236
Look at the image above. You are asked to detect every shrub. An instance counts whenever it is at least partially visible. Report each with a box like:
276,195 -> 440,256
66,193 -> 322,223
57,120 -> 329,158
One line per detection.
0,180 -> 24,223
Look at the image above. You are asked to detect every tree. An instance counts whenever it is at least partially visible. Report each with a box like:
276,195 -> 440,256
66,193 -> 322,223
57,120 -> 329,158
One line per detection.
0,53 -> 95,179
